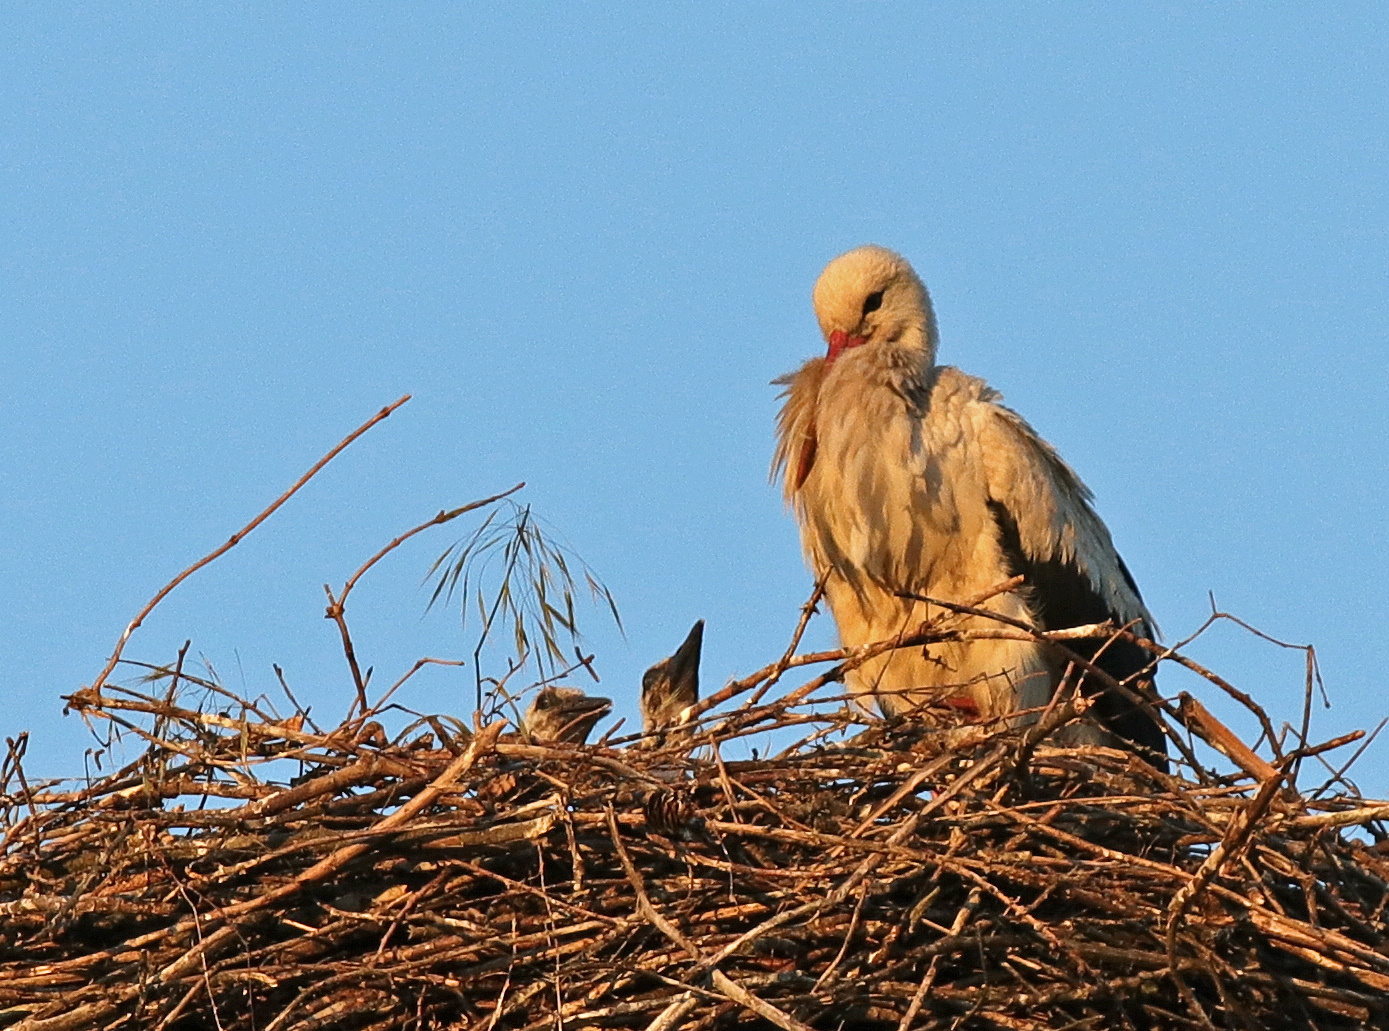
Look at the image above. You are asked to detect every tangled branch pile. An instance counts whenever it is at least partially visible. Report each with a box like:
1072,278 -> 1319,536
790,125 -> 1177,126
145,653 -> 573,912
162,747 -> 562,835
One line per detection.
3,410 -> 1385,1030
1,652 -> 1386,1031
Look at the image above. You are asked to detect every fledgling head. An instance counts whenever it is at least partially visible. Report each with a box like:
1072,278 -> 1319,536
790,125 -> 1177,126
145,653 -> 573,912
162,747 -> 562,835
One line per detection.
811,245 -> 937,366
521,686 -> 612,745
641,620 -> 704,736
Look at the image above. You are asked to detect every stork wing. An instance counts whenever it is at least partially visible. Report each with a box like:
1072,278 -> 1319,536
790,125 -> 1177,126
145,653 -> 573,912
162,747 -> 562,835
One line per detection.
973,398 -> 1153,632
973,396 -> 1167,765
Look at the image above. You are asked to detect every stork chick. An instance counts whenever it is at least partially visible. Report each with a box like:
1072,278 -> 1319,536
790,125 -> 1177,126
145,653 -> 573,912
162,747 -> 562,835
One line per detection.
521,686 -> 612,745
773,245 -> 1166,768
640,620 -> 704,736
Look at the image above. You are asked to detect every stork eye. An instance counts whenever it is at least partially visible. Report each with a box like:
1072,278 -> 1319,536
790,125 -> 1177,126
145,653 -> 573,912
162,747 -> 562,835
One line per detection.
862,290 -> 884,315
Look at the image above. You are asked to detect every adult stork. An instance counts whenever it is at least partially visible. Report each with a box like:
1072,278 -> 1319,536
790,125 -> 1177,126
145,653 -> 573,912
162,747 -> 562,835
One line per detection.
773,245 -> 1166,767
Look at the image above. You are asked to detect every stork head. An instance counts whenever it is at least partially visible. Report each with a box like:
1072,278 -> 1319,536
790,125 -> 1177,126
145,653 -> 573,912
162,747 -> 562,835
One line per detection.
811,245 -> 937,366
521,685 -> 612,745
640,619 -> 704,736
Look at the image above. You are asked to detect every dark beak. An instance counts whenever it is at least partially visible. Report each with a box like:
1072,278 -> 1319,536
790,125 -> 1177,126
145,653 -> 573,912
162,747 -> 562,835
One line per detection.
665,619 -> 704,704
551,694 -> 613,744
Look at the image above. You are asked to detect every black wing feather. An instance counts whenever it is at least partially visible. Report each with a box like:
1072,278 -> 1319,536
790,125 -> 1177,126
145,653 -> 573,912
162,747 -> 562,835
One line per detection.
988,501 -> 1168,771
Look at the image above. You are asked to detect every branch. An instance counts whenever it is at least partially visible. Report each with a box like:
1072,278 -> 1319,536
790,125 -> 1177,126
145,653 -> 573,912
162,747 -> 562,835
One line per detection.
87,395 -> 412,696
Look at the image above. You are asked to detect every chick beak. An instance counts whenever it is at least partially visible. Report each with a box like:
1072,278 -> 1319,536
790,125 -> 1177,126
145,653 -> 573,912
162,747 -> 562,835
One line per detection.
553,694 -> 612,744
665,619 -> 703,706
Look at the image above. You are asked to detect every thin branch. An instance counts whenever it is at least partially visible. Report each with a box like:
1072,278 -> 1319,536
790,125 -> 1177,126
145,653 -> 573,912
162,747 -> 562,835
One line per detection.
87,395 -> 412,696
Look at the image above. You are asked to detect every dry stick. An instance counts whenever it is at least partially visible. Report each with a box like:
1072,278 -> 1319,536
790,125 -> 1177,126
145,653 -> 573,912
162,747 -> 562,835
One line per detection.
152,641 -> 193,757
86,395 -> 412,697
368,868 -> 451,967
484,953 -> 518,1031
605,807 -> 815,1031
206,721 -> 503,923
812,881 -> 867,990
894,961 -> 938,1031
707,972 -> 815,1031
13,999 -> 122,1031
691,576 -> 1029,727
787,588 -> 1090,717
321,582 -> 373,719
744,574 -> 828,709
325,484 -> 524,719
691,653 -> 837,725
1177,693 -> 1281,784
349,485 -> 528,612
1009,663 -> 1088,780
1310,717 -> 1387,799
1289,804 -> 1389,832
1273,729 -> 1363,766
364,658 -> 468,722
779,577 -> 1025,707
2,734 -> 39,854
1165,767 -> 1288,1029
151,848 -> 229,1031
1202,605 -> 1322,767
272,663 -> 318,733
896,885 -> 984,1031
606,806 -> 700,956
1116,625 -> 1283,764
642,992 -> 699,1031
1293,643 -> 1327,787
895,590 -> 1206,773
897,591 -> 1155,709
155,950 -> 237,1031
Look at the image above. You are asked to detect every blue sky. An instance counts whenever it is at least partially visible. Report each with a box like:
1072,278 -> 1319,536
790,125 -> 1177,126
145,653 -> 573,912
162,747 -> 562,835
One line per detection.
2,6 -> 1386,792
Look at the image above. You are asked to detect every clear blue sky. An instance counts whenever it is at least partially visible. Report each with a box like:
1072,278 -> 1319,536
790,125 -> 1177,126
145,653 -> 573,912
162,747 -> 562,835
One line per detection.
3,6 -> 1385,791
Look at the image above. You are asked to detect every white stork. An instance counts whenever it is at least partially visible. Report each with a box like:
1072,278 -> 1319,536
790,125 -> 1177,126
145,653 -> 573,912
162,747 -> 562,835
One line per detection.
773,245 -> 1166,766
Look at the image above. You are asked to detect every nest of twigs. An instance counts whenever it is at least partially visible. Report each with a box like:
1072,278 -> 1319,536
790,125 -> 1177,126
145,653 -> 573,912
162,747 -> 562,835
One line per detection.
1,409 -> 1385,1031
1,650 -> 1386,1031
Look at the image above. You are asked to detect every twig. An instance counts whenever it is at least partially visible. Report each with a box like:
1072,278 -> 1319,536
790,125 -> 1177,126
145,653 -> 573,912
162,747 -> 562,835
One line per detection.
1177,693 -> 1281,784
87,395 -> 411,696
1165,767 -> 1287,1026
329,486 -> 526,720
641,992 -> 698,1031
744,574 -> 828,709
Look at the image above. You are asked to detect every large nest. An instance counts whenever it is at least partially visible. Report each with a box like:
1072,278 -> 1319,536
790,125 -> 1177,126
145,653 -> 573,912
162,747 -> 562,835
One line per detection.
2,641 -> 1387,1031
2,420 -> 1385,1030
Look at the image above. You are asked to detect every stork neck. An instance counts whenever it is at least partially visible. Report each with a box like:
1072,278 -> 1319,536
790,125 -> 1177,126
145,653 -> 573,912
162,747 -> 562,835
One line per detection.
877,333 -> 936,384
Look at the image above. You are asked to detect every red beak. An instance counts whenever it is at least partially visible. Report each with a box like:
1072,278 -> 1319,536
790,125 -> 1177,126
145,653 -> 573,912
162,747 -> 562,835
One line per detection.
826,329 -> 868,365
